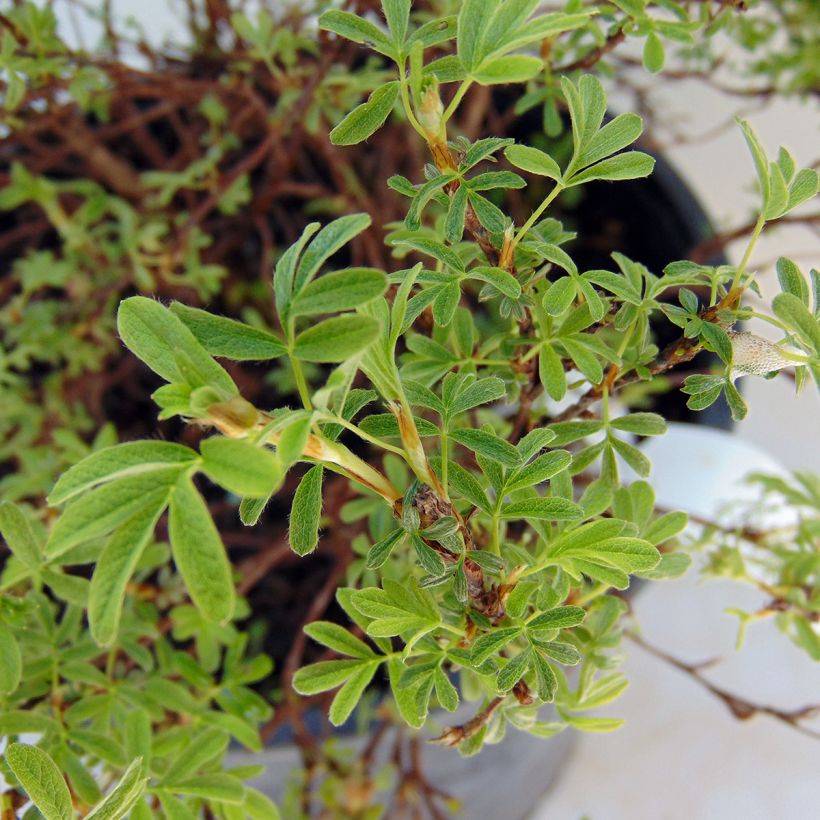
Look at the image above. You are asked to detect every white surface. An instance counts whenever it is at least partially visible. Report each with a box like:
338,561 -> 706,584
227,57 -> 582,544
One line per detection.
536,83 -> 819,819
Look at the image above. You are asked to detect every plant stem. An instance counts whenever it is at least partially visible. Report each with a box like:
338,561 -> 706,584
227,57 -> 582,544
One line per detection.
441,428 -> 449,491
290,355 -> 313,410
442,79 -> 473,125
731,214 -> 765,291
513,183 -> 565,248
398,64 -> 428,141
317,412 -> 408,457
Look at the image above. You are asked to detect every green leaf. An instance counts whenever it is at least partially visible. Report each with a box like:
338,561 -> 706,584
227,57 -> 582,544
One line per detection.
724,380 -> 748,422
567,152 -> 655,186
200,437 -> 281,497
47,473 -> 177,559
295,214 -> 373,292
444,184 -> 468,242
169,477 -> 235,623
504,144 -> 562,181
170,304 -> 286,361
555,535 -> 660,572
543,277 -> 577,316
448,377 -> 506,415
447,462 -> 491,510
366,529 -> 406,569
0,501 -> 42,570
450,428 -> 522,467
497,648 -> 531,691
505,450 -> 572,492
117,298 -> 236,397
433,281 -> 461,326
642,31 -> 665,73
531,650 -> 557,701
472,55 -> 542,84
468,266 -> 521,298
6,744 -> 73,820
527,605 -> 585,631
329,661 -> 380,725
89,502 -> 166,646
397,236 -> 466,272
470,627 -> 522,664
330,82 -> 399,146
304,621 -> 376,659
776,257 -> 809,304
49,442 -> 198,506
289,465 -> 324,556
737,119 -> 770,209
457,0 -> 498,72
381,0 -> 410,44
170,774 -> 245,804
539,343 -> 567,401
411,533 -> 447,575
787,168 -> 819,212
500,497 -> 583,520
294,315 -> 379,362
274,222 -> 321,320
86,758 -> 148,820
609,412 -> 666,436
773,292 -> 820,354
0,621 -> 22,694
579,113 -> 643,169
238,494 -> 270,526
351,578 -> 439,638
319,10 -> 393,56
292,659 -> 364,694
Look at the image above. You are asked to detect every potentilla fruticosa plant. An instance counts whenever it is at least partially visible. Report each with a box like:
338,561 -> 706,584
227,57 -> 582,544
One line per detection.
1,1 -> 819,818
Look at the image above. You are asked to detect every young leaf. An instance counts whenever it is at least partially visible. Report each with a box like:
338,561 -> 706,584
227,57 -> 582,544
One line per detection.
566,152 -> 655,186
292,268 -> 387,317
505,144 -> 562,181
86,758 -> 148,820
89,501 -> 166,646
468,266 -> 521,298
170,304 -> 287,361
527,605 -> 585,631
6,744 -> 73,820
318,10 -> 394,57
47,473 -> 178,559
0,501 -> 42,570
470,627 -> 522,665
168,477 -> 235,623
500,497 -> 583,520
0,622 -> 22,695
450,428 -> 522,467
294,315 -> 379,362
304,621 -> 376,660
643,31 -> 665,73
49,442 -> 198,506
539,343 -> 567,401
505,450 -> 572,493
329,661 -> 380,725
457,0 -> 497,72
366,529 -> 406,569
447,376 -> 506,416
381,0 -> 410,45
330,82 -> 399,146
472,55 -> 542,84
200,437 -> 281,497
117,297 -> 236,398
289,465 -> 324,556
294,214 -> 373,292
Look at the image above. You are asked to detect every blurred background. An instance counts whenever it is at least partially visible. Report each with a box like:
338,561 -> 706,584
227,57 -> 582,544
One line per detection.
5,1 -> 819,817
